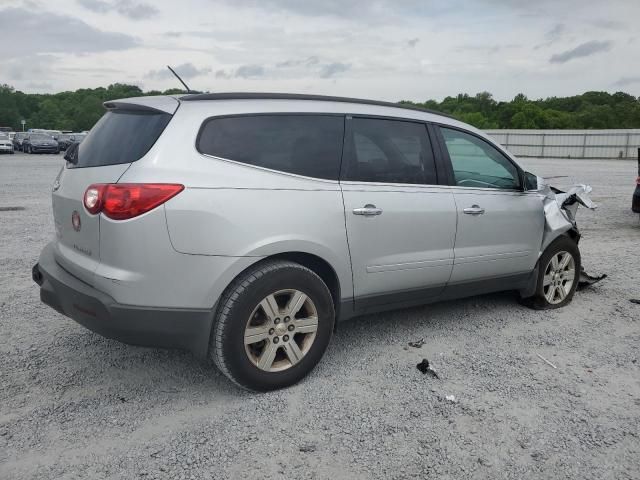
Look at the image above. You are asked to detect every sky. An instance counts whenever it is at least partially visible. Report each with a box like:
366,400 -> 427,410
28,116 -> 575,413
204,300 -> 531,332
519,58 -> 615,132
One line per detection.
0,0 -> 639,101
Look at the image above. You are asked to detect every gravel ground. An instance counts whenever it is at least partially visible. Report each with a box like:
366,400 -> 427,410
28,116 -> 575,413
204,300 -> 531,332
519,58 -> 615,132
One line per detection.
1,153 -> 639,480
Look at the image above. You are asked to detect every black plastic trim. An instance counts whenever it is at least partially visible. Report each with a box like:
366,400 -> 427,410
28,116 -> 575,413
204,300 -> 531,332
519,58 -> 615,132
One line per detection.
337,272 -> 533,321
34,243 -> 213,358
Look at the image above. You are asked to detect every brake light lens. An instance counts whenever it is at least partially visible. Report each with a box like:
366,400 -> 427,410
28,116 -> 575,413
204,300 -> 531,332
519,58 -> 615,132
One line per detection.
83,183 -> 184,220
636,176 -> 640,185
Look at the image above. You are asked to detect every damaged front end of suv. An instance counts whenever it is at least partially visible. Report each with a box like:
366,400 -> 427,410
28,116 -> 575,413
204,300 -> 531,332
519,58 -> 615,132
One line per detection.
540,181 -> 596,252
522,178 -> 605,300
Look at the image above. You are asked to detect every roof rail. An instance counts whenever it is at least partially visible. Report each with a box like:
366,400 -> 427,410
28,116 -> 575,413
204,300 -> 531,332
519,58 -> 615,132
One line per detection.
179,92 -> 453,118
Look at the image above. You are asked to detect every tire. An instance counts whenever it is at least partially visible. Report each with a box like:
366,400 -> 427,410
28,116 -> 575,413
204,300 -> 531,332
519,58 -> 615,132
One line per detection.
521,235 -> 581,310
210,260 -> 335,391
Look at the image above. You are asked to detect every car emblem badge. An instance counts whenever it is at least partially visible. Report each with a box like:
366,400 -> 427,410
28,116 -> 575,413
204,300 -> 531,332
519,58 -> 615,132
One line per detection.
72,210 -> 81,232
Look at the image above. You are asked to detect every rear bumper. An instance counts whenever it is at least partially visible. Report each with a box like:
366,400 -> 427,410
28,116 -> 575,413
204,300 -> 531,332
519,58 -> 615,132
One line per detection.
633,186 -> 640,213
33,243 -> 213,358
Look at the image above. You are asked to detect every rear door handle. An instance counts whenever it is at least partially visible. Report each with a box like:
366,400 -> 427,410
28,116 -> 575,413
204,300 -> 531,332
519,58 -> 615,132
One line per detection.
353,204 -> 383,216
463,205 -> 485,215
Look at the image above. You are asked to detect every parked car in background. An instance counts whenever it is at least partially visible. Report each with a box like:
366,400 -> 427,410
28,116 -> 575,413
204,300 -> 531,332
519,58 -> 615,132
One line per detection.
633,149 -> 640,216
58,133 -> 87,151
22,133 -> 59,154
13,132 -> 27,151
0,133 -> 14,154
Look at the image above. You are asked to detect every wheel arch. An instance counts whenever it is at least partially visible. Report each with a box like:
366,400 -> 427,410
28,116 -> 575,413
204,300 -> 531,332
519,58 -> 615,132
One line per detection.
266,252 -> 341,315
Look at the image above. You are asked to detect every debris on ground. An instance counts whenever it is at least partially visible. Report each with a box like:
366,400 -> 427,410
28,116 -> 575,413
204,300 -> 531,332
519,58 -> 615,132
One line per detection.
416,359 -> 439,378
577,267 -> 607,290
0,206 -> 26,212
299,444 -> 316,453
445,395 -> 457,403
408,338 -> 425,348
536,354 -> 558,369
630,299 -> 640,305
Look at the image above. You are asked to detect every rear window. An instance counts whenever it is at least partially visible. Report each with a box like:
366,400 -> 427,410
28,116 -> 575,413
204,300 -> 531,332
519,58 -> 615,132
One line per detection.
72,110 -> 171,168
197,115 -> 344,180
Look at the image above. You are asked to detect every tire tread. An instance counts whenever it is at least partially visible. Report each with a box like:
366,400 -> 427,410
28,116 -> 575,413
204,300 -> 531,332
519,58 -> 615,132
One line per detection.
209,260 -> 331,390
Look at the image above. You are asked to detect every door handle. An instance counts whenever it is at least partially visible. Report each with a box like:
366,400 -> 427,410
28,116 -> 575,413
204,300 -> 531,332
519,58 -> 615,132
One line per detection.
353,204 -> 383,216
463,205 -> 485,215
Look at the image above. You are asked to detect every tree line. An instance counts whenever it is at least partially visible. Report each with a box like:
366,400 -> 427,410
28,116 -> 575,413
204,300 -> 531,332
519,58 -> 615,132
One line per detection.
1,83 -> 639,132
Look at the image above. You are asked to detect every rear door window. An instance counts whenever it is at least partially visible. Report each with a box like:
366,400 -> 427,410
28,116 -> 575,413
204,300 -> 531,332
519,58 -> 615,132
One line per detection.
197,115 -> 344,180
71,110 -> 171,168
342,118 -> 438,185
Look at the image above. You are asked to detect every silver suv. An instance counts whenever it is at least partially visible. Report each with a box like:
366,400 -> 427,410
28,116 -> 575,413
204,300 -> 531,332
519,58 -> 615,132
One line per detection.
33,93 -> 593,391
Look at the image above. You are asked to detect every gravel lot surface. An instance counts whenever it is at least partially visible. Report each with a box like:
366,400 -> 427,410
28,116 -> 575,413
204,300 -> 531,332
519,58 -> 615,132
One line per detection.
1,153 -> 639,479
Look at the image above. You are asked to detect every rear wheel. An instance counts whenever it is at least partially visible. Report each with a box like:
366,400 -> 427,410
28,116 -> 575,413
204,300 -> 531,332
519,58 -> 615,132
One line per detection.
521,235 -> 580,310
210,260 -> 334,391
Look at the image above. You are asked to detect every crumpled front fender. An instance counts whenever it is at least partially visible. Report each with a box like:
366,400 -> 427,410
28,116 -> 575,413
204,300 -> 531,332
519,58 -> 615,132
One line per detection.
540,179 -> 596,252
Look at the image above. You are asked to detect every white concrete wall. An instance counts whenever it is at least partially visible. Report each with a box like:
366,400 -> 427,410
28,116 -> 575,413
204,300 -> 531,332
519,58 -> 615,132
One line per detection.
485,129 -> 640,159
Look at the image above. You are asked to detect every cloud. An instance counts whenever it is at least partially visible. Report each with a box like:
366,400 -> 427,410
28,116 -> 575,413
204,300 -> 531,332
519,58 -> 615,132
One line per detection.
77,0 -> 110,12
407,38 -> 420,48
319,62 -> 351,78
235,65 -> 265,78
590,19 -> 625,30
77,0 -> 159,20
276,57 -> 319,68
613,76 -> 640,87
215,65 -> 265,79
534,23 -> 565,49
549,40 -> 612,64
145,63 -> 212,80
214,0 -> 446,23
4,55 -> 57,81
547,23 -> 565,38
0,8 -> 137,59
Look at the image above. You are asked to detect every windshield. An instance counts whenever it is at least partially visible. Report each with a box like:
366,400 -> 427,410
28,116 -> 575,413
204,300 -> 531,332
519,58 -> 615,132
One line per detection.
30,134 -> 53,140
72,109 -> 171,168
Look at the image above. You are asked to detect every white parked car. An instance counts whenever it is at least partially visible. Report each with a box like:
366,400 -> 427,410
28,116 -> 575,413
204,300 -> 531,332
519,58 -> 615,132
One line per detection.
0,133 -> 14,154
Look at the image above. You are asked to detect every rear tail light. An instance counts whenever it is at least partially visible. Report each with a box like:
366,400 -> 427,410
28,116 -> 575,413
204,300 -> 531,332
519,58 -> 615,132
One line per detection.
83,183 -> 184,220
636,176 -> 640,185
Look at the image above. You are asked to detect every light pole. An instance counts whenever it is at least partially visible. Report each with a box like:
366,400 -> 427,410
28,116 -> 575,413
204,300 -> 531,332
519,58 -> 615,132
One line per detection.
21,119 -> 26,132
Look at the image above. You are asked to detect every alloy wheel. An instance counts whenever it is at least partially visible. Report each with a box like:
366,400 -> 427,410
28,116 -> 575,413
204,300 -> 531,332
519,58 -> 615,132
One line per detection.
542,251 -> 576,304
244,289 -> 318,372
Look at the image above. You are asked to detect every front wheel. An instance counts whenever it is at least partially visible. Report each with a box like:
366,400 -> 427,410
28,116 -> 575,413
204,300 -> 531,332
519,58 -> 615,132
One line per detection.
210,260 -> 335,391
521,235 -> 581,310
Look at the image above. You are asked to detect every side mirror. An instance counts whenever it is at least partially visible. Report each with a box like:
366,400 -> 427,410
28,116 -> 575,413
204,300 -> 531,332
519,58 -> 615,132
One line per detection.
64,142 -> 79,164
523,171 -> 538,191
